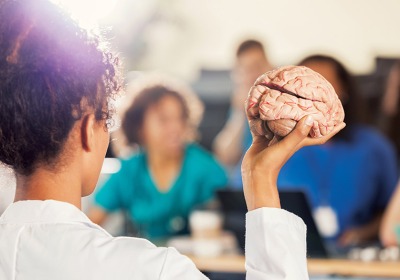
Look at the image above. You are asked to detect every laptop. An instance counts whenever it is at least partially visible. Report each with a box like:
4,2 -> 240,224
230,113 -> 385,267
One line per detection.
217,189 -> 329,258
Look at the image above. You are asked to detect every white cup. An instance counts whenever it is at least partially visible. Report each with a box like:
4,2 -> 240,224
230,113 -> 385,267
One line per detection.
189,210 -> 223,257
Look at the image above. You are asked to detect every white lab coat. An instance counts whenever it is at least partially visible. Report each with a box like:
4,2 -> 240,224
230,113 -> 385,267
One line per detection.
0,200 -> 309,279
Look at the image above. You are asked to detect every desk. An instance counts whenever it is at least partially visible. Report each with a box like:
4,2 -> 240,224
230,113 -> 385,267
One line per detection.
188,255 -> 400,278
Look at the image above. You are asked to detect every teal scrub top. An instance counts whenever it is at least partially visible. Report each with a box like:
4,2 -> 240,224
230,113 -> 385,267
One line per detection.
95,143 -> 228,240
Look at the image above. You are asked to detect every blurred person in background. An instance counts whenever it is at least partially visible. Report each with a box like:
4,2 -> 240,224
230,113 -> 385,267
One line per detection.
380,180 -> 400,246
277,55 -> 398,248
213,39 -> 272,170
381,60 -> 400,163
88,79 -> 228,242
380,62 -> 400,246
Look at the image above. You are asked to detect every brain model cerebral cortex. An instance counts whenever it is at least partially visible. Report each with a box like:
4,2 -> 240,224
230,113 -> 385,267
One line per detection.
246,65 -> 345,139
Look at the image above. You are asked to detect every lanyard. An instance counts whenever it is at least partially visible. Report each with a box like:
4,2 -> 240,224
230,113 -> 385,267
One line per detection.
303,143 -> 340,237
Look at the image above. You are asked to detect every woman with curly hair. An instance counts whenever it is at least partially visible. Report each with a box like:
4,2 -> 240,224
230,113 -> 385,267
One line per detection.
0,0 -> 344,279
88,77 -> 228,240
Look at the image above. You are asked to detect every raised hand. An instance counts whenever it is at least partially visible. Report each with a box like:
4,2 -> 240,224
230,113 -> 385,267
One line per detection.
242,83 -> 346,211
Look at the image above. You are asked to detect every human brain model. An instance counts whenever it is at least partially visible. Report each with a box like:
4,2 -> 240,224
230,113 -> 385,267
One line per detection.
247,65 -> 345,138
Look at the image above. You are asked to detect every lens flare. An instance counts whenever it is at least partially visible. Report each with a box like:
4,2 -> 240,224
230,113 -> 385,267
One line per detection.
51,0 -> 118,30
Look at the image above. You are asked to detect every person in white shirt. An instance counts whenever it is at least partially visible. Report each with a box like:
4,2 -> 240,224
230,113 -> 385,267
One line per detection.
0,0 -> 345,279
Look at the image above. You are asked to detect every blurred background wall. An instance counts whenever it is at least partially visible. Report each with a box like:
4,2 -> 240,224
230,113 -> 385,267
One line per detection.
104,0 -> 400,79
87,0 -> 399,150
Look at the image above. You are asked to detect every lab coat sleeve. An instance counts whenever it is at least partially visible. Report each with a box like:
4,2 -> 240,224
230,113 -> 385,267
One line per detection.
245,207 -> 309,280
159,247 -> 209,280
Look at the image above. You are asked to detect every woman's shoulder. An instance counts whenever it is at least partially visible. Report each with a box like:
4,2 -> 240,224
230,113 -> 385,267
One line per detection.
350,124 -> 396,156
351,125 -> 393,146
185,143 -> 219,163
184,143 -> 228,183
65,224 -> 173,277
185,143 -> 227,172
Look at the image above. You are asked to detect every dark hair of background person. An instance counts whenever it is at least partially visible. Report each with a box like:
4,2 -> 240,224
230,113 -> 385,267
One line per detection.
384,60 -> 400,158
0,0 -> 121,176
122,86 -> 189,146
236,39 -> 266,58
299,55 -> 368,141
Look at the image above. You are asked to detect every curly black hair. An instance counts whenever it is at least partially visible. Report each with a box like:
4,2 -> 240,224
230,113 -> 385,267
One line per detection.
0,0 -> 122,175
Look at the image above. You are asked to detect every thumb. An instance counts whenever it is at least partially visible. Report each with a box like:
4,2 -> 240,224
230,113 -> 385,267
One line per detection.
277,115 -> 314,154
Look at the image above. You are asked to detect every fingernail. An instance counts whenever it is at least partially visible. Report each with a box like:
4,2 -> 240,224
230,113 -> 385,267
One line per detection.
305,116 -> 314,126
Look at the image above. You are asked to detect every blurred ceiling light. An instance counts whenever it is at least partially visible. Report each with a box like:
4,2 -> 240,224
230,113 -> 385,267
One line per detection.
51,0 -> 118,30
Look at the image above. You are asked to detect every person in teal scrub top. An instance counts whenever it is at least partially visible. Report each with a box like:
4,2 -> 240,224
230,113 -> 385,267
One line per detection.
89,81 -> 228,240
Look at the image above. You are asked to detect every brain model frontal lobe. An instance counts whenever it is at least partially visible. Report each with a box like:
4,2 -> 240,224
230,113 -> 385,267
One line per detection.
248,65 -> 345,138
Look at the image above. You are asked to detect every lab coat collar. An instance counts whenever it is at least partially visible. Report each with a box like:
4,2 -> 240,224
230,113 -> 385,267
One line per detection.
0,200 -> 93,225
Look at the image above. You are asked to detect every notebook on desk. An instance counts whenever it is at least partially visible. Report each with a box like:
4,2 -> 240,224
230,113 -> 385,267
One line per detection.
217,189 -> 330,258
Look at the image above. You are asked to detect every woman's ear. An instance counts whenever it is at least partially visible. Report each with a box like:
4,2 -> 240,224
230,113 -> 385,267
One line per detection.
80,114 -> 96,152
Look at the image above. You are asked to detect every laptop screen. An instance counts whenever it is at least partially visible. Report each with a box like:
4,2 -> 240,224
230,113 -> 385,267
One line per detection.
217,189 -> 329,258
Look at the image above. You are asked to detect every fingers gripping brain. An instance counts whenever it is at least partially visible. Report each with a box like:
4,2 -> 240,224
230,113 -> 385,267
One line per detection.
246,66 -> 345,139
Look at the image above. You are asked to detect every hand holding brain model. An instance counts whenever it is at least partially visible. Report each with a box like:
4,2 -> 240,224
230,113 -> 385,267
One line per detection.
246,65 -> 345,143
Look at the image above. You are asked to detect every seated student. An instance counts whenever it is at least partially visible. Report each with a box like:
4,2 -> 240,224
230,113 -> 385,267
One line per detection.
381,60 -> 400,162
213,39 -> 272,168
0,0 -> 344,279
88,81 -> 228,240
278,55 -> 398,247
380,179 -> 400,246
